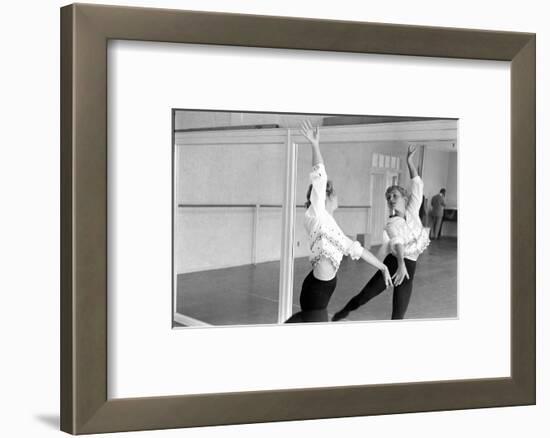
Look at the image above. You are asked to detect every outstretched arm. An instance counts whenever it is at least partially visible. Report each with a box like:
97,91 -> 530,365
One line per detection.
301,120 -> 323,167
360,249 -> 393,288
344,236 -> 392,288
303,120 -> 327,214
406,144 -> 424,212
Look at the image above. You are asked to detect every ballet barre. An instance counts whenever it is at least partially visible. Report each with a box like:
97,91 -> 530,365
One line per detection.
177,204 -> 371,209
177,204 -> 371,265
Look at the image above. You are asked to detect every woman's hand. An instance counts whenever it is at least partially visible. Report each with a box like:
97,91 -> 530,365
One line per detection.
301,120 -> 320,148
392,262 -> 410,286
407,144 -> 417,160
381,265 -> 393,288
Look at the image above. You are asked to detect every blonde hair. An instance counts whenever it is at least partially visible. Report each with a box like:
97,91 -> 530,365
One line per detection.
385,185 -> 410,206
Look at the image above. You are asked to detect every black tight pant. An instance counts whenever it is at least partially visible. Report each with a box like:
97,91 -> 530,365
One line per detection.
286,271 -> 337,323
337,254 -> 417,320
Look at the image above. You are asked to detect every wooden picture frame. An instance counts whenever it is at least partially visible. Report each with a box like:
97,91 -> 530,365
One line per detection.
60,3 -> 535,434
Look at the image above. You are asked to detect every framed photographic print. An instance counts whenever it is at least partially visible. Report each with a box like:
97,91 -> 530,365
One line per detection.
60,3 -> 535,435
171,110 -> 458,327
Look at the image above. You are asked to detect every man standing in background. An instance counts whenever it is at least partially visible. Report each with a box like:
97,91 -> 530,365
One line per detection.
430,188 -> 446,239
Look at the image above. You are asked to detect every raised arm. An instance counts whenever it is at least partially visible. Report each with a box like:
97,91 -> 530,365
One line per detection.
302,121 -> 327,214
406,145 -> 423,213
301,120 -> 323,167
407,144 -> 419,179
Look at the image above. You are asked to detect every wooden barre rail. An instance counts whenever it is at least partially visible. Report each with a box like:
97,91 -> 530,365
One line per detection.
178,204 -> 371,209
176,203 -> 372,267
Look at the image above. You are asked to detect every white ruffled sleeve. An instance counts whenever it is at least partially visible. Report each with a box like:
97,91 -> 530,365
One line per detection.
385,217 -> 406,252
347,240 -> 364,260
308,163 -> 328,215
342,235 -> 364,260
407,176 -> 424,214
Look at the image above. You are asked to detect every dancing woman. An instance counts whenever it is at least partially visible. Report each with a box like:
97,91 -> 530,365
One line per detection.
332,145 -> 430,321
286,121 -> 392,323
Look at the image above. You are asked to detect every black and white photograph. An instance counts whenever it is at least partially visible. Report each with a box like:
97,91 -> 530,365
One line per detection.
173,110 -> 458,327
4,0 -> 544,436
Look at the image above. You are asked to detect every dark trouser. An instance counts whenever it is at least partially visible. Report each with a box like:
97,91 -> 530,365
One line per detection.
431,214 -> 443,239
286,271 -> 337,323
338,254 -> 417,320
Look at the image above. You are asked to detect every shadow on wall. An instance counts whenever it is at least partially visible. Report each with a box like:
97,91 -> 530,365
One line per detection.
34,414 -> 59,430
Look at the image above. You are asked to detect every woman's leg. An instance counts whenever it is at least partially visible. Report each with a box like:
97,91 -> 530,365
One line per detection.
300,273 -> 337,310
391,259 -> 417,319
286,308 -> 329,323
286,271 -> 336,323
301,308 -> 329,323
434,215 -> 443,239
332,255 -> 398,321
429,214 -> 437,239
286,272 -> 313,323
285,312 -> 304,323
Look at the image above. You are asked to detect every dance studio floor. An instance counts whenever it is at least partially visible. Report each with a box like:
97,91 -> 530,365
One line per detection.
175,237 -> 457,326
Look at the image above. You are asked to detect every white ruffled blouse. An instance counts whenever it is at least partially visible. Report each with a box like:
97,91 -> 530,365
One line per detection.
304,163 -> 364,270
383,176 -> 430,261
